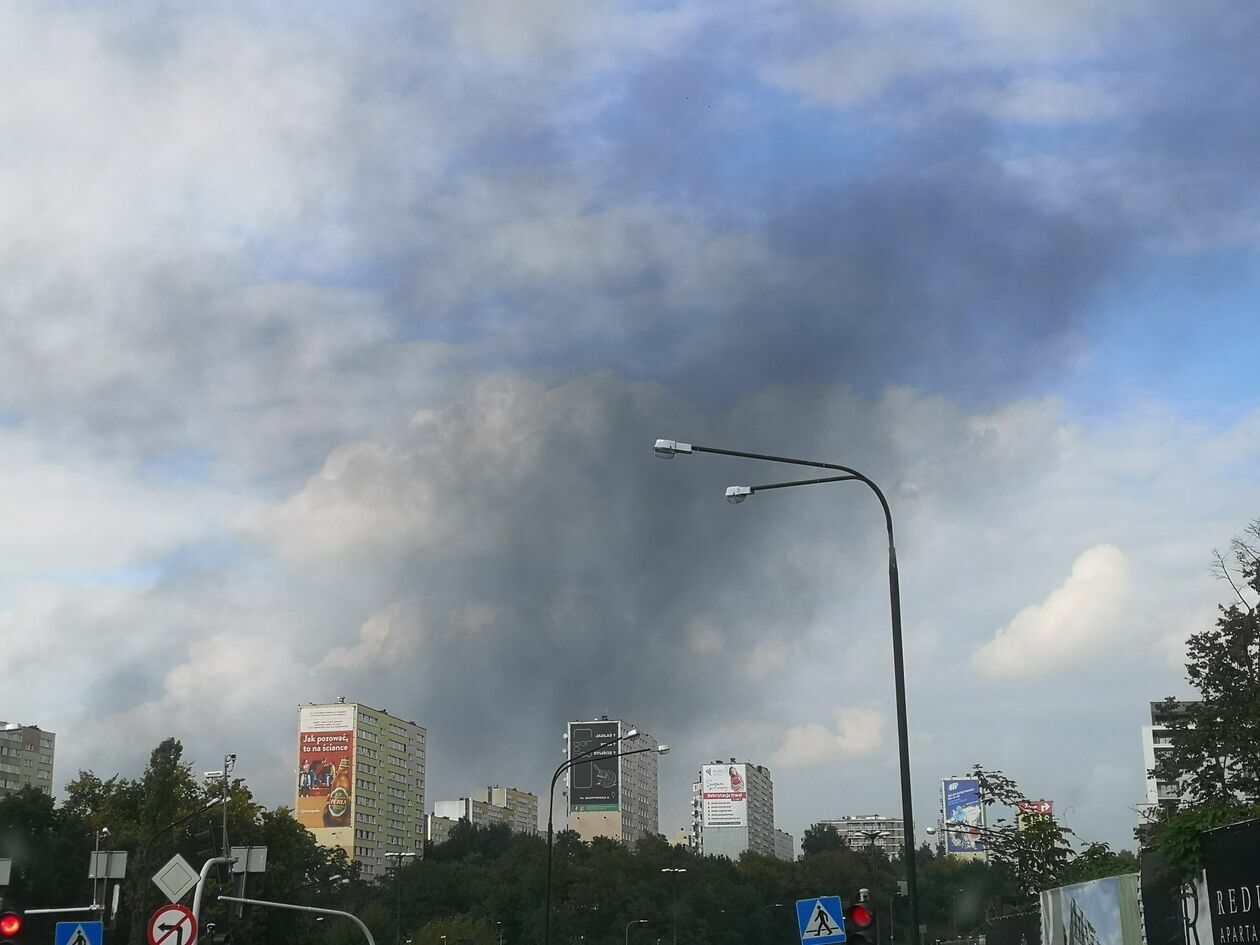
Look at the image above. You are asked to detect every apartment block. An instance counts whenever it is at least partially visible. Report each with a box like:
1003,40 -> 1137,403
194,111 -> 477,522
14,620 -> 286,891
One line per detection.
565,717 -> 660,843
296,700 -> 426,878
0,723 -> 55,796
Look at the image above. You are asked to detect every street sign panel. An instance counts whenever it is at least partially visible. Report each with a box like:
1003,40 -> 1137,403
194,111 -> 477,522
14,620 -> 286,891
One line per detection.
148,903 -> 198,945
797,897 -> 847,945
152,853 -> 199,903
56,921 -> 104,945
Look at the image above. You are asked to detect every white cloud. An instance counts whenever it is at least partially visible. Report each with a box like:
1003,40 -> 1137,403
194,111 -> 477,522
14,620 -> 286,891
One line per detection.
972,544 -> 1132,679
775,707 -> 885,766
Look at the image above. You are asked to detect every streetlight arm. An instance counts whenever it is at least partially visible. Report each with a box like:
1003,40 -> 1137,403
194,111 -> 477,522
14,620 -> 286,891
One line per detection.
655,437 -> 917,945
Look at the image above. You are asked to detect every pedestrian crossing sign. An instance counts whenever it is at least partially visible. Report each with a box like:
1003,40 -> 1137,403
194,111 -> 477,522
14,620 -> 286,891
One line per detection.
56,921 -> 104,945
797,896 -> 847,945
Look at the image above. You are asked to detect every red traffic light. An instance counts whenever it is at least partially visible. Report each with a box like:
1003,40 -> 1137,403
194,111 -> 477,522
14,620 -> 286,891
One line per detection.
0,912 -> 22,937
848,904 -> 875,929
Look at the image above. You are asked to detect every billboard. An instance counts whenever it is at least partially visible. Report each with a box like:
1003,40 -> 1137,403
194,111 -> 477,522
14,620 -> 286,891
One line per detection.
1040,875 -> 1143,945
701,764 -> 749,828
1204,817 -> 1260,945
942,778 -> 985,854
297,705 -> 356,854
1018,800 -> 1054,831
568,721 -> 621,812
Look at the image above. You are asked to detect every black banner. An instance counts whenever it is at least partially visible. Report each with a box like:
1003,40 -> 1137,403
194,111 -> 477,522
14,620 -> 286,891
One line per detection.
567,721 -> 620,810
1204,817 -> 1260,945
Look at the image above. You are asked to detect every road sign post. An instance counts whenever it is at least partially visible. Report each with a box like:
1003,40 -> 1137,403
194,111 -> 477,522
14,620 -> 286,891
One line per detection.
148,903 -> 198,945
798,897 -> 848,945
56,921 -> 104,945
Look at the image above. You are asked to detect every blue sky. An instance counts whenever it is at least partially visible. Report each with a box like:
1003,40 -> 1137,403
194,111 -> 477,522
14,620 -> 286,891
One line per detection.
0,0 -> 1257,854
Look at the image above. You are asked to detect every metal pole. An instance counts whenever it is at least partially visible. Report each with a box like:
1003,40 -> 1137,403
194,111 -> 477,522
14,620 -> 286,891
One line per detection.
192,856 -> 234,929
545,743 -> 661,945
667,442 -> 922,945
220,895 -> 376,945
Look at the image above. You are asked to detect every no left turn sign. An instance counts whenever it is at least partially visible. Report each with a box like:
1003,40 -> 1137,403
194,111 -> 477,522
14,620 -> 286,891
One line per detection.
148,904 -> 198,945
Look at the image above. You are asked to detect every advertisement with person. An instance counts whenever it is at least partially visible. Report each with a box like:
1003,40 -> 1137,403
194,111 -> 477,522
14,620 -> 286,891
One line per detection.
296,705 -> 356,854
942,778 -> 985,854
702,763 -> 749,828
568,721 -> 621,812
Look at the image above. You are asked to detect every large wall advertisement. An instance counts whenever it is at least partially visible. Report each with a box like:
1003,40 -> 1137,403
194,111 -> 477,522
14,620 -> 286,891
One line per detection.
568,721 -> 621,812
942,778 -> 985,854
701,764 -> 749,828
297,705 -> 356,855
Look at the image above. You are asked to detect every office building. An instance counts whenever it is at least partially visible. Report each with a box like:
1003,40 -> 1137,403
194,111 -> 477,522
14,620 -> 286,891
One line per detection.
0,723 -> 55,796
691,760 -> 776,859
296,700 -> 426,878
815,814 -> 905,860
565,717 -> 660,843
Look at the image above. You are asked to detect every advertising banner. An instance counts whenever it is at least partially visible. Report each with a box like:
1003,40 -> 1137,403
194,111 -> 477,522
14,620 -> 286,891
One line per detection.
1204,817 -> 1260,945
296,705 -> 355,853
1018,800 -> 1054,832
701,764 -> 749,828
942,779 -> 985,853
568,721 -> 621,812
1040,875 -> 1143,945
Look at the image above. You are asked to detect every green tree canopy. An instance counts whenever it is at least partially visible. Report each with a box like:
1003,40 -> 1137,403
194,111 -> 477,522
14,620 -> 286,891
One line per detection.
1153,521 -> 1260,805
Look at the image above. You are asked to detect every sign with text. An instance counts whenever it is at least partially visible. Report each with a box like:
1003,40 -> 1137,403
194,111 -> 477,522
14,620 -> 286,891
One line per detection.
701,764 -> 749,828
567,721 -> 621,812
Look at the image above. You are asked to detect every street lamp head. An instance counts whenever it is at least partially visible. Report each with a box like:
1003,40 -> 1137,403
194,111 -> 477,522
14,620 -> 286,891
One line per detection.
725,486 -> 752,504
625,728 -> 639,739
656,744 -> 670,754
654,439 -> 692,458
99,826 -> 110,838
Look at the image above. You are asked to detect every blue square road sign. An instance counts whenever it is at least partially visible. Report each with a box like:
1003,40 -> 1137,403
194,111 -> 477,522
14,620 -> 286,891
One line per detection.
797,896 -> 847,945
56,921 -> 104,945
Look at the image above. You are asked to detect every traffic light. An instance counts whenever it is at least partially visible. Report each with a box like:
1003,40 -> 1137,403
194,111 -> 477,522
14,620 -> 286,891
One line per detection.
0,911 -> 23,943
845,901 -> 877,945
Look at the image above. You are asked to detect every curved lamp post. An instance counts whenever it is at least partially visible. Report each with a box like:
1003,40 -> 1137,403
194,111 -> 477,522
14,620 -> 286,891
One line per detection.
544,735 -> 671,945
654,438 -> 921,945
625,918 -> 648,945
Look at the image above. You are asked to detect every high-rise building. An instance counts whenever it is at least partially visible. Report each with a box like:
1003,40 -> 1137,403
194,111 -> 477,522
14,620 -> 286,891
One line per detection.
296,701 -> 426,878
0,723 -> 55,796
691,760 -> 776,859
1141,699 -> 1194,813
815,814 -> 905,860
565,718 -> 660,843
774,828 -> 796,862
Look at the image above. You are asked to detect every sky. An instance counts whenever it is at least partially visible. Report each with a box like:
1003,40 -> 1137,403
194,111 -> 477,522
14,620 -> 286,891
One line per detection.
1,0 -> 1258,854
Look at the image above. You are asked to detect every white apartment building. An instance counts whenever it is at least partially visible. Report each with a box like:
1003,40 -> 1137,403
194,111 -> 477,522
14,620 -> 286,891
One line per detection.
565,718 -> 660,843
296,700 -> 426,879
1141,699 -> 1193,813
691,760 -> 777,859
816,814 -> 906,860
431,786 -> 538,835
0,723 -> 55,796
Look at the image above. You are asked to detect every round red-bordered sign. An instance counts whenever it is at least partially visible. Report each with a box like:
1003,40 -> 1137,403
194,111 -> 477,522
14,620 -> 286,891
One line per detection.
148,903 -> 198,945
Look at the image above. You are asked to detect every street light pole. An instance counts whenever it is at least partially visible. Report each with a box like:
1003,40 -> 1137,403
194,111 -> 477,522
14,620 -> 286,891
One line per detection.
654,438 -> 921,945
384,851 -> 416,945
661,868 -> 686,945
625,918 -> 648,945
544,736 -> 670,945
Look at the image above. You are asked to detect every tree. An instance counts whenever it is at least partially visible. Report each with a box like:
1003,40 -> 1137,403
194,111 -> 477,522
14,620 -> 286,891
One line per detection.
1153,521 -> 1260,805
970,766 -> 1075,897
801,823 -> 845,857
